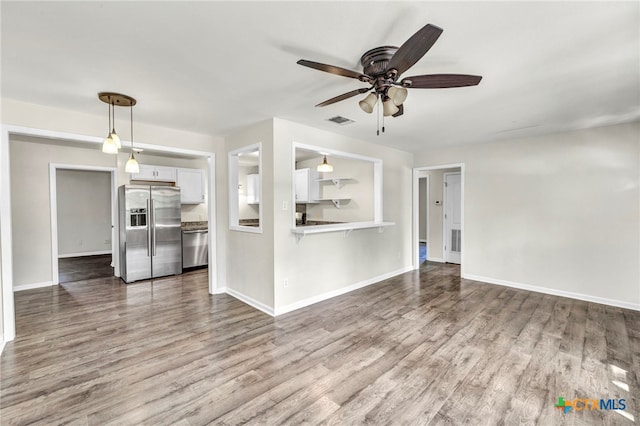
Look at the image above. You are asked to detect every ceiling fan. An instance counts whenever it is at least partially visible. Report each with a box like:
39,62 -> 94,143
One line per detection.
297,24 -> 482,122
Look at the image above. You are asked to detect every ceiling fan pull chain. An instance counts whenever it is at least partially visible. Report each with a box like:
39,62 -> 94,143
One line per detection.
382,113 -> 385,133
376,96 -> 380,136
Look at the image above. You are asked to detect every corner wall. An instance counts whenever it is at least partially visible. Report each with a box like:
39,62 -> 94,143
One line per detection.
414,122 -> 640,309
224,120 -> 275,311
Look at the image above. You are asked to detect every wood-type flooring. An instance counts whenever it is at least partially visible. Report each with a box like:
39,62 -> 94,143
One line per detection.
1,264 -> 639,425
58,254 -> 114,283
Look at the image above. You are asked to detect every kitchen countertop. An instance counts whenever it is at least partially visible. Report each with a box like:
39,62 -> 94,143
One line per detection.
296,220 -> 344,227
181,221 -> 208,231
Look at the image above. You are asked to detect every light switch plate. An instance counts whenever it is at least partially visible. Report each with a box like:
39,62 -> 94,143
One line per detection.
282,201 -> 288,210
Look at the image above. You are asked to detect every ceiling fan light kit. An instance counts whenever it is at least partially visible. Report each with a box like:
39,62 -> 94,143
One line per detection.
297,23 -> 482,134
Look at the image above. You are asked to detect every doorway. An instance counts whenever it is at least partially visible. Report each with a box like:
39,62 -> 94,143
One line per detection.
418,176 -> 429,265
55,169 -> 114,283
50,164 -> 118,285
413,164 -> 464,270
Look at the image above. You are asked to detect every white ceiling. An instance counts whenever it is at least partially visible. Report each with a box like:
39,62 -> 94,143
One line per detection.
2,1 -> 638,153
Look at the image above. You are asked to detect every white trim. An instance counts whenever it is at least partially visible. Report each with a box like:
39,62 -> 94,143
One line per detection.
462,273 -> 640,312
211,286 -> 226,295
14,281 -> 54,292
225,287 -> 275,316
274,266 -> 413,316
0,338 -> 5,355
0,125 -> 16,342
58,250 -> 112,258
427,257 -> 445,263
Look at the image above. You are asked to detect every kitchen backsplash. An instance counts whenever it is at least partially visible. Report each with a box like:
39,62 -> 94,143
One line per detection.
181,203 -> 208,222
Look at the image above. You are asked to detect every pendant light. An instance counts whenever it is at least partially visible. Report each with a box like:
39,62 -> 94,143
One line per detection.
101,99 -> 118,154
98,92 -> 139,171
124,103 -> 140,173
317,155 -> 333,172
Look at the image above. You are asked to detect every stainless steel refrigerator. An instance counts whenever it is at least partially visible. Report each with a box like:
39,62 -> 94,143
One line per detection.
119,185 -> 182,283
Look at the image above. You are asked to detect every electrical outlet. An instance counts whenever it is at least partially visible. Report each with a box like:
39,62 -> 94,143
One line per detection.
283,278 -> 289,288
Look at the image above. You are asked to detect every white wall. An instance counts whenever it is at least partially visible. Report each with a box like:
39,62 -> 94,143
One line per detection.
10,136 -> 116,287
272,118 -> 413,312
414,122 -> 640,309
56,169 -> 112,256
224,120 -> 274,310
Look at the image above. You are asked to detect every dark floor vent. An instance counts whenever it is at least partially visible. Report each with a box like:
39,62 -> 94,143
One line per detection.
327,116 -> 355,125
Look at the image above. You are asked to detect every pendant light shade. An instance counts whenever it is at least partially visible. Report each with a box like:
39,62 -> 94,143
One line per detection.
125,153 -> 140,173
102,135 -> 119,154
102,100 -> 119,154
387,86 -> 408,106
98,92 -> 139,171
317,155 -> 333,172
358,93 -> 378,114
382,96 -> 400,117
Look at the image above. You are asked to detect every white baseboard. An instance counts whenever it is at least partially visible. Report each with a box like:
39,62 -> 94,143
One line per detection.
210,286 -> 226,295
58,250 -> 111,259
14,281 -> 54,292
225,287 -> 275,316
0,337 -> 5,355
462,273 -> 640,312
427,257 -> 445,263
274,266 -> 414,316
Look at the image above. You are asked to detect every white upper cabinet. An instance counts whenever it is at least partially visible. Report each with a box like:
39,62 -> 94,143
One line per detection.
176,168 -> 205,204
131,164 -> 176,182
295,168 -> 318,203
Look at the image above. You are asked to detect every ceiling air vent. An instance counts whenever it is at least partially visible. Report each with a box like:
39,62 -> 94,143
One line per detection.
327,116 -> 355,125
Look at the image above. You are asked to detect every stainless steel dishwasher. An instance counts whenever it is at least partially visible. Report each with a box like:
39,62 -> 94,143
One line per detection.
182,229 -> 208,268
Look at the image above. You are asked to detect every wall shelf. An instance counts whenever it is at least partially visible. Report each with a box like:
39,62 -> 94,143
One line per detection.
291,221 -> 395,243
315,177 -> 353,189
313,198 -> 351,208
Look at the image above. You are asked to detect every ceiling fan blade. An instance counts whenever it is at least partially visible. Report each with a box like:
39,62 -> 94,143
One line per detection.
315,88 -> 371,107
297,59 -> 368,81
401,74 -> 482,88
385,24 -> 443,78
392,104 -> 404,117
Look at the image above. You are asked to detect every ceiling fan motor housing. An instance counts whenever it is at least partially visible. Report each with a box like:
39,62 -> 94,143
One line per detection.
360,46 -> 398,77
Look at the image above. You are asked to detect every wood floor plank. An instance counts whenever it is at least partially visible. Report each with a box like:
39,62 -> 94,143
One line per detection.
2,264 -> 639,425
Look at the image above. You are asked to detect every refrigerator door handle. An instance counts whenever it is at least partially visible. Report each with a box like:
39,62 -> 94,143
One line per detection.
152,199 -> 157,257
146,199 -> 151,257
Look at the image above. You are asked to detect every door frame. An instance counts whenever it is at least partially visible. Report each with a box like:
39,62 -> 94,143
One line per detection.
1,124 -> 218,344
50,164 -> 118,285
418,175 -> 429,260
412,163 -> 465,271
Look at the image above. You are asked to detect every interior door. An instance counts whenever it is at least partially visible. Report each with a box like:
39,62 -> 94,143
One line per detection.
444,172 -> 462,264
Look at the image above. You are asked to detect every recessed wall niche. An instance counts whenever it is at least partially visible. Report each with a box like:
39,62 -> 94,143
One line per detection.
228,143 -> 262,233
